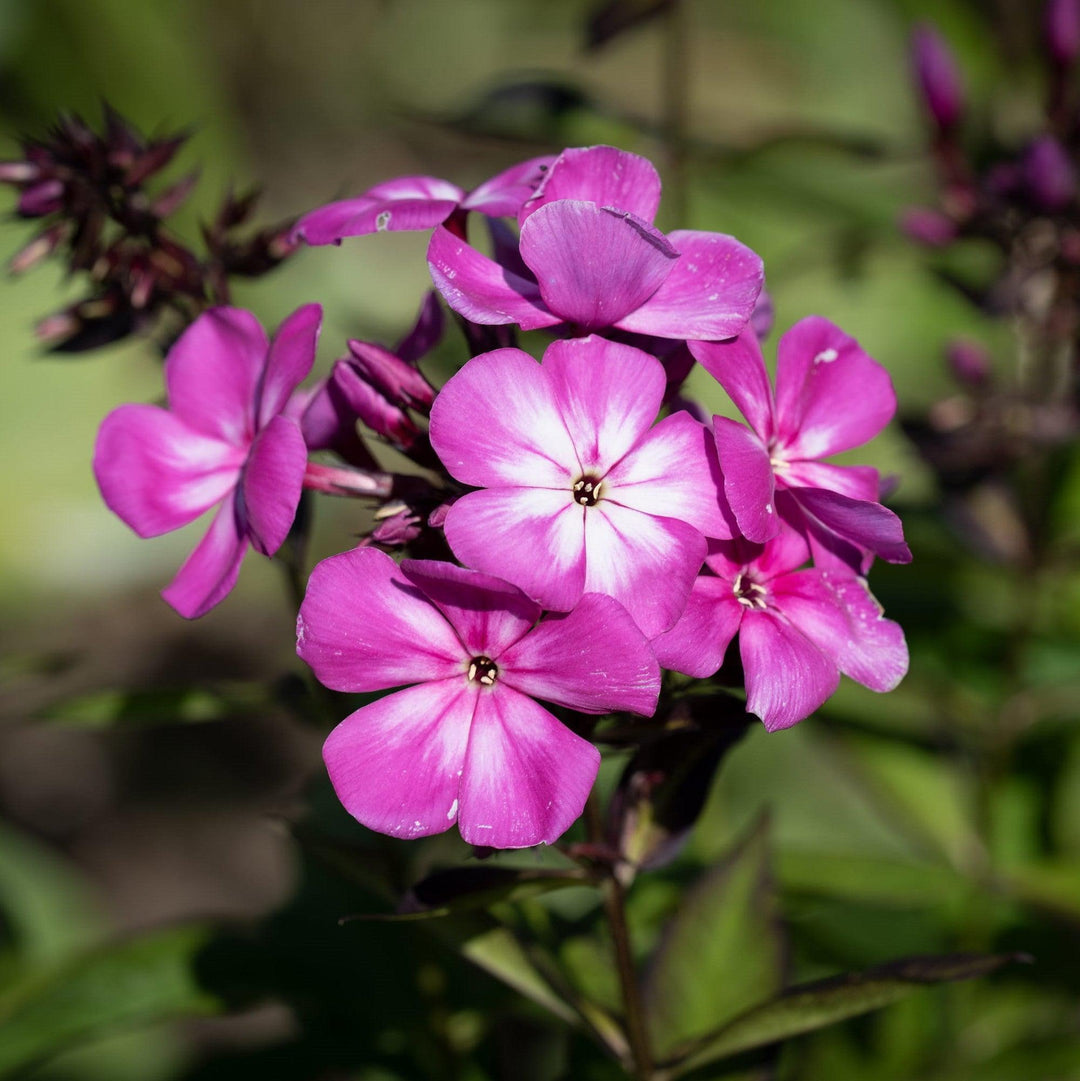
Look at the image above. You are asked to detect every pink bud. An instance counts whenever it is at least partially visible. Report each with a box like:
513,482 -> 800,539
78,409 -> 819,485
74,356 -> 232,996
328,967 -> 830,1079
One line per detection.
946,339 -> 991,387
911,23 -> 965,130
1023,135 -> 1076,211
17,178 -> 64,217
900,207 -> 957,247
1046,0 -> 1080,66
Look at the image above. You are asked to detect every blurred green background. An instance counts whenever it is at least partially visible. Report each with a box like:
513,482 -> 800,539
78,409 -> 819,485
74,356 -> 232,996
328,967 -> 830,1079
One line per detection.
3,1 -> 1080,1079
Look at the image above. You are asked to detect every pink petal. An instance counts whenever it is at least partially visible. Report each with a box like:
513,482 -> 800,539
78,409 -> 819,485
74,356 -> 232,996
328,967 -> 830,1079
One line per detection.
161,493 -> 248,619
257,303 -> 322,428
606,411 -> 732,539
614,231 -> 763,341
364,176 -> 465,202
395,290 -> 444,363
651,575 -> 743,678
498,593 -> 660,716
771,571 -> 909,692
542,336 -> 665,473
519,201 -> 677,330
400,559 -> 540,658
297,547 -> 464,692
781,460 -> 880,502
689,332 -> 775,438
443,488 -> 586,612
584,502 -> 706,637
323,680 -> 474,840
429,348 -> 579,487
458,687 -> 600,848
786,487 -> 912,566
94,405 -> 243,538
427,226 -> 560,330
519,145 -> 662,225
165,307 -> 268,445
293,177 -> 464,244
712,417 -> 779,543
773,316 -> 897,459
241,415 -> 307,556
739,611 -> 839,731
747,526 -> 812,579
463,156 -> 556,217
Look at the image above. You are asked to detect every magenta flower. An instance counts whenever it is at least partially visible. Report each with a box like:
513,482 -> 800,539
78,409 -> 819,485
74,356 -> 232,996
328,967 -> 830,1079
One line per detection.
93,304 -> 321,618
690,317 -> 912,572
291,157 -> 554,244
653,529 -> 908,731
428,145 -> 763,340
429,335 -> 731,637
298,548 -> 660,848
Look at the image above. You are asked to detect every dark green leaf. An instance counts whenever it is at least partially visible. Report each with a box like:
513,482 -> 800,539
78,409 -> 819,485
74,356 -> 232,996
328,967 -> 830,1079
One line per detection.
610,697 -> 754,880
667,952 -> 1029,1075
0,924 -> 221,1077
395,865 -> 589,918
644,815 -> 784,1058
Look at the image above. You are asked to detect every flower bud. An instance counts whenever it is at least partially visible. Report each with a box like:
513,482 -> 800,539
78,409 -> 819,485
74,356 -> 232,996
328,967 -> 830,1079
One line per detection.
900,207 -> 957,247
346,339 -> 435,411
910,23 -> 965,130
946,338 -> 991,387
17,179 -> 64,217
1023,135 -> 1076,211
1046,0 -> 1080,66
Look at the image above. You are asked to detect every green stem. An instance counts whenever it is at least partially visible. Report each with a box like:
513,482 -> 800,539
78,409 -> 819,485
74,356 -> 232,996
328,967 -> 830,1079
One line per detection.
585,794 -> 654,1079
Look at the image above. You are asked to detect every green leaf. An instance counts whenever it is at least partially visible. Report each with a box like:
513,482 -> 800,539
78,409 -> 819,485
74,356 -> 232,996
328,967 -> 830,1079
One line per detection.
0,924 -> 221,1077
644,815 -> 784,1059
392,866 -> 589,919
36,683 -> 272,728
666,952 -> 1027,1075
611,698 -> 754,883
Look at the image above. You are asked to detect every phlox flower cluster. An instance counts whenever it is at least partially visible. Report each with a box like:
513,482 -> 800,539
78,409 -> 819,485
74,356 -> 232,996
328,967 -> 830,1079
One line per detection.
92,145 -> 910,849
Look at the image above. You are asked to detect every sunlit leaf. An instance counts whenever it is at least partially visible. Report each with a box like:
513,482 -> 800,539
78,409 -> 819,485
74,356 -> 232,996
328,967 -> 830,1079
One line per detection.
644,815 -> 784,1058
666,952 -> 1027,1075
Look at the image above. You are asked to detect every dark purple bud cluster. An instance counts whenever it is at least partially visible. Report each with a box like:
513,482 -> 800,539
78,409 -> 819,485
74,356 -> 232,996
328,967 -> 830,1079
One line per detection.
902,5 -> 1080,565
0,107 -> 297,352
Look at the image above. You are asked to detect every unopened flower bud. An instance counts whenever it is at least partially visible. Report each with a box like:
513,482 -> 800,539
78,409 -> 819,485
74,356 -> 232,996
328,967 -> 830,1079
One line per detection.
1046,0 -> 1080,66
946,338 -> 991,387
900,207 -> 957,247
17,179 -> 64,217
331,358 -> 422,451
9,224 -> 66,274
346,339 -> 435,411
0,161 -> 41,184
911,23 -> 965,130
1023,135 -> 1076,211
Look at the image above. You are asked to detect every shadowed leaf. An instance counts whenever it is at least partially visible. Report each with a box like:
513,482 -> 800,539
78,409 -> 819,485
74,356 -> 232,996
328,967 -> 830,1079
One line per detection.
0,924 -> 220,1077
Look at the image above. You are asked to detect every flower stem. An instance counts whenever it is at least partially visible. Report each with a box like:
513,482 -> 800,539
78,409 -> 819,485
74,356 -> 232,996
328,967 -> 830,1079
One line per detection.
585,794 -> 654,1080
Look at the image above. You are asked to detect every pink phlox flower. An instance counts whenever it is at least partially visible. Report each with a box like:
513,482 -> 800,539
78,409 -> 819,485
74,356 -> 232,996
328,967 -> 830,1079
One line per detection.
690,316 -> 912,573
93,304 -> 321,618
427,145 -> 764,341
653,527 -> 908,731
429,334 -> 732,637
291,157 -> 555,245
297,548 -> 660,848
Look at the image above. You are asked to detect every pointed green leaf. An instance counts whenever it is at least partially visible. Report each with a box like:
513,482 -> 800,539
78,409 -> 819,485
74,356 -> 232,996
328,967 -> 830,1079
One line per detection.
644,815 -> 784,1058
668,952 -> 1028,1075
0,924 -> 221,1077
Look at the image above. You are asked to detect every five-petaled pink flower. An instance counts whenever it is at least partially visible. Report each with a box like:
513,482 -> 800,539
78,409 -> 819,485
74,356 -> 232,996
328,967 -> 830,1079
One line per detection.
429,335 -> 731,637
93,304 -> 321,618
428,145 -> 764,341
690,316 -> 912,572
297,548 -> 660,848
291,158 -> 554,244
653,528 -> 908,730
